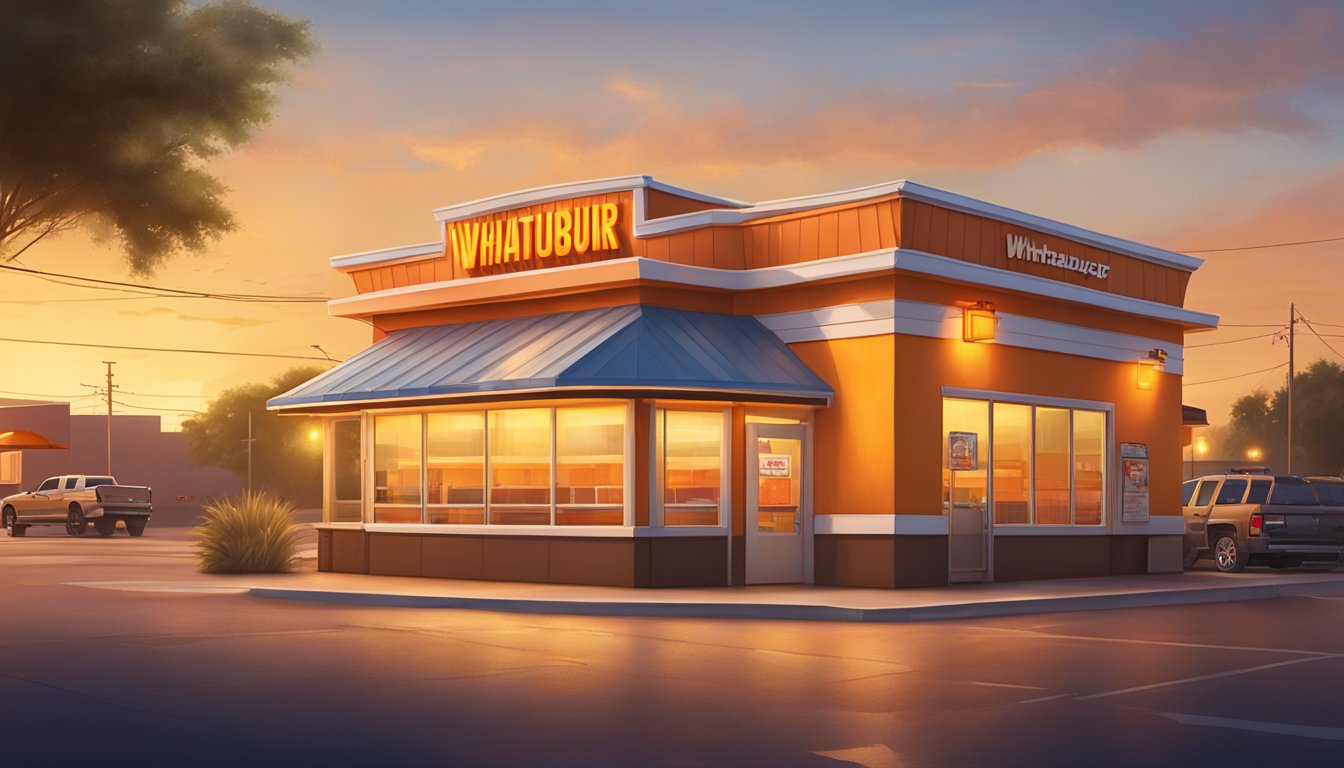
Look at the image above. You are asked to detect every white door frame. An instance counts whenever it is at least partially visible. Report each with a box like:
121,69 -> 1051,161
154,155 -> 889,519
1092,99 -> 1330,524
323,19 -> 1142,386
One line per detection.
745,422 -> 814,584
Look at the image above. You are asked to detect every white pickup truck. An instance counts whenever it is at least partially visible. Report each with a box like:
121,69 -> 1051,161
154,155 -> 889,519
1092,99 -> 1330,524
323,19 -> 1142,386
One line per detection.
2,475 -> 153,537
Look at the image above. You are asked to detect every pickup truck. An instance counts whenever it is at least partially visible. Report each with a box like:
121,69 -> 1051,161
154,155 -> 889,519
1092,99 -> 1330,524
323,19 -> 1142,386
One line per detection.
2,475 -> 153,537
1181,473 -> 1344,572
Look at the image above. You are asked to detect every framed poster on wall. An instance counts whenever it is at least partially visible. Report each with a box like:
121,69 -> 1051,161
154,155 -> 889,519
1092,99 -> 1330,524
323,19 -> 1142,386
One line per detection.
1120,442 -> 1149,523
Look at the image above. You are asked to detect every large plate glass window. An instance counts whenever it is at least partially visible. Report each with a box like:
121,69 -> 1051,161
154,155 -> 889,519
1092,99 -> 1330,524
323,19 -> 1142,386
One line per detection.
373,414 -> 422,523
331,419 -> 362,522
427,412 -> 485,524
488,408 -> 552,525
556,405 -> 625,526
659,409 -> 724,527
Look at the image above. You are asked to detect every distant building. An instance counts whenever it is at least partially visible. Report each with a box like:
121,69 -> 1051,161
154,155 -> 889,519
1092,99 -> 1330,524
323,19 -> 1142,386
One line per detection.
0,398 -> 241,509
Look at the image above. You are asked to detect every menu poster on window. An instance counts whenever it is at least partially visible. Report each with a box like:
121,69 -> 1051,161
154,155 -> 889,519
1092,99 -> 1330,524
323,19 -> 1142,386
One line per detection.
1120,442 -> 1150,522
759,453 -> 791,478
948,432 -> 978,471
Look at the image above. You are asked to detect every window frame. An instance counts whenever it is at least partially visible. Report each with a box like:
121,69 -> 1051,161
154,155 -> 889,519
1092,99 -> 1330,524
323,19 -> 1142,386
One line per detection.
942,387 -> 1113,529
358,400 -> 635,528
653,406 -> 732,529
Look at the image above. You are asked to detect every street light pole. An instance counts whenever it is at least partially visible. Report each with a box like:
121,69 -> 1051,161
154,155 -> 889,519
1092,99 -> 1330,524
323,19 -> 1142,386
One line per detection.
241,411 -> 256,493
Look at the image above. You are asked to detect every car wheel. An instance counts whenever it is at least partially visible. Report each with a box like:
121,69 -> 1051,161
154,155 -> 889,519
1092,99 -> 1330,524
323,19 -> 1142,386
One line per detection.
1211,530 -> 1247,573
66,506 -> 87,537
1182,546 -> 1201,569
2,506 -> 14,534
94,518 -> 117,537
125,518 -> 146,537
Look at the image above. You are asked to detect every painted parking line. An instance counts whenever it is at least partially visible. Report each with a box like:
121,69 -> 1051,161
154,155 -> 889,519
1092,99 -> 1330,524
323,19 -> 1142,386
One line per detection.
1074,655 -> 1336,701
1020,693 -> 1075,704
962,624 -> 1338,657
1161,712 -> 1344,741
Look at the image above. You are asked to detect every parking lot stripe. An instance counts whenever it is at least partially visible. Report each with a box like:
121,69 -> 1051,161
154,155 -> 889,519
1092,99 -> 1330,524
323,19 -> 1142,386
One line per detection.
1160,712 -> 1344,741
1074,655 -> 1336,701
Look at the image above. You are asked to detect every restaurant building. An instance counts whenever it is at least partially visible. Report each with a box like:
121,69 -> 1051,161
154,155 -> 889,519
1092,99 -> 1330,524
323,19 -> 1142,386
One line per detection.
269,176 -> 1217,588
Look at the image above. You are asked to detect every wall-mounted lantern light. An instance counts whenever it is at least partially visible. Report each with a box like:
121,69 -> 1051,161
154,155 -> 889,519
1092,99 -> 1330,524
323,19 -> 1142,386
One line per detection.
1136,348 -> 1167,390
962,302 -> 997,342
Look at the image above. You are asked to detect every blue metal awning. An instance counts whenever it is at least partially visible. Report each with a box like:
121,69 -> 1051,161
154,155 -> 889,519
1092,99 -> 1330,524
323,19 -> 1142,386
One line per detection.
268,305 -> 833,411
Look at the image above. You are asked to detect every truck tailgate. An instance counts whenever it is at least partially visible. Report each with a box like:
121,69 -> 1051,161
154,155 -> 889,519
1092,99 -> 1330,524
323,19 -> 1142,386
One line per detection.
1261,504 -> 1344,546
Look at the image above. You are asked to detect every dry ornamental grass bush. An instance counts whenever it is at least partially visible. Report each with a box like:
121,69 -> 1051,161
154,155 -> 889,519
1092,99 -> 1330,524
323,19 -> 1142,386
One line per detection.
195,491 -> 300,573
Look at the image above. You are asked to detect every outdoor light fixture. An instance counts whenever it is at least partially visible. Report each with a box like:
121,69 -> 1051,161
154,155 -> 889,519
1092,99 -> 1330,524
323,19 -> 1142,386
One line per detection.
1136,348 -> 1167,390
308,428 -> 321,442
962,302 -> 997,342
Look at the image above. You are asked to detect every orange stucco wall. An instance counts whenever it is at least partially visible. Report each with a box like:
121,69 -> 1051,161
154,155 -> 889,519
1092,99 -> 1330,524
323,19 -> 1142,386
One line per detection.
790,334 -> 896,517
892,333 -> 1182,519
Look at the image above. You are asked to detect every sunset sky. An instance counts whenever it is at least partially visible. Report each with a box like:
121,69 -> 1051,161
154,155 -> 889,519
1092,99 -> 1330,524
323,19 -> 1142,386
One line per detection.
3,0 -> 1342,436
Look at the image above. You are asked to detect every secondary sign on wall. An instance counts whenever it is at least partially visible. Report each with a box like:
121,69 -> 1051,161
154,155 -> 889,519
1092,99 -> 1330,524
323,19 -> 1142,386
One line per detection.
1006,234 -> 1111,280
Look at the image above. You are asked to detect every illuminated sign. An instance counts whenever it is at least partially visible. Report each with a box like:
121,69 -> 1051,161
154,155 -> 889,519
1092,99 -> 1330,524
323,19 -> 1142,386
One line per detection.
1006,234 -> 1110,279
450,202 -> 620,270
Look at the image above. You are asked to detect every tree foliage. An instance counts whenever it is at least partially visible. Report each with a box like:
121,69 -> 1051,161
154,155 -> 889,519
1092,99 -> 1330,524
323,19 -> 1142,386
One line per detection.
181,367 -> 324,504
0,0 -> 315,273
1224,359 -> 1344,475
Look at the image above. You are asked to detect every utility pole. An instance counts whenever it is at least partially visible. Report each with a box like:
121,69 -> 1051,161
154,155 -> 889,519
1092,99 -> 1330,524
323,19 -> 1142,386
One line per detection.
82,363 -> 118,475
103,362 -> 116,475
1288,304 -> 1295,474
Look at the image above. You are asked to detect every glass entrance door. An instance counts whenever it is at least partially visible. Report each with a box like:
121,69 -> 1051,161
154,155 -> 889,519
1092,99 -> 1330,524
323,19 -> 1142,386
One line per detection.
746,424 -> 809,584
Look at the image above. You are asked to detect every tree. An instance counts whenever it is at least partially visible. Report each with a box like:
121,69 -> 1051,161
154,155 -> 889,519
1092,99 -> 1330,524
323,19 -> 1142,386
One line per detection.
0,0 -> 315,273
1224,359 -> 1344,475
181,367 -> 324,504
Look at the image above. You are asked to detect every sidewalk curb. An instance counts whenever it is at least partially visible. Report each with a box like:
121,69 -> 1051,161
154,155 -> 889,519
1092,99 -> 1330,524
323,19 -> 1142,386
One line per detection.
247,577 -> 1344,622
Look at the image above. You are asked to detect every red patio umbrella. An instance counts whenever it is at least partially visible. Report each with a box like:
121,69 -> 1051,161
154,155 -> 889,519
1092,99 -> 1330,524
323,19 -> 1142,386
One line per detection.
0,429 -> 69,450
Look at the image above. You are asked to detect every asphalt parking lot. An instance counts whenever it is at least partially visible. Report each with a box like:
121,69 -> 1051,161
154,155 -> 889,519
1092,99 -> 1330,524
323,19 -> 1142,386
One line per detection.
2,524 -> 1343,766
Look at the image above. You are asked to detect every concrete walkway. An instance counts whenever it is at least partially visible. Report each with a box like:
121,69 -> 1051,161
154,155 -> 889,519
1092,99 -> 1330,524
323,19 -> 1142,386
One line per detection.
138,566 -> 1344,622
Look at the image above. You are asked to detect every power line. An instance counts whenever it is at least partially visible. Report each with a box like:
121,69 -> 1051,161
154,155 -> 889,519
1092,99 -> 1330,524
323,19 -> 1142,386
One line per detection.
111,399 -> 202,415
0,335 -> 338,361
1186,331 -> 1282,349
0,262 -> 331,303
0,388 -> 96,400
117,390 -> 211,399
1183,363 -> 1288,387
1182,235 -> 1344,254
1298,316 -> 1344,364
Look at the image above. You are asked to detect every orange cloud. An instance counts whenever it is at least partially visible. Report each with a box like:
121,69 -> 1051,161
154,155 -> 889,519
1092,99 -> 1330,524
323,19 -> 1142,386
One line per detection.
116,306 -> 271,327
406,7 -> 1343,175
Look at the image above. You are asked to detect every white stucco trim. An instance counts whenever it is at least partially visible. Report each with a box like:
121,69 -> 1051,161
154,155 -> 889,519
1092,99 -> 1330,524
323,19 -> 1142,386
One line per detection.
325,523 -> 731,538
430,175 -> 749,223
328,249 -> 1219,329
814,514 -> 951,535
758,298 -> 1188,374
330,241 -> 444,271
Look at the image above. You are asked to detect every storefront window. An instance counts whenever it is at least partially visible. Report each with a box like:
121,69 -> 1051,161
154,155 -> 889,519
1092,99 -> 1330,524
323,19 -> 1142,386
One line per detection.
942,396 -> 1109,527
426,412 -> 485,524
942,399 -> 989,517
992,403 -> 1031,525
488,408 -> 552,525
660,409 -> 724,526
1034,407 -> 1071,525
331,419 -> 362,523
556,406 -> 625,526
1073,410 -> 1105,525
373,414 -> 422,523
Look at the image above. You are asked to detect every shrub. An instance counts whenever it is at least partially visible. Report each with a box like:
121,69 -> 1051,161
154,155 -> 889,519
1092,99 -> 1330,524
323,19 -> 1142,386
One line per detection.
195,491 -> 300,574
